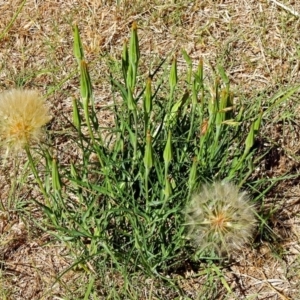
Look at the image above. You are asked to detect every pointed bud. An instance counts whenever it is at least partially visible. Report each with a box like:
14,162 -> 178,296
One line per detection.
52,158 -> 62,192
164,176 -> 172,199
72,98 -> 81,130
73,24 -> 84,63
163,130 -> 173,166
129,21 -> 140,65
169,56 -> 178,93
144,77 -> 152,114
128,22 -> 139,90
80,60 -> 92,109
197,57 -> 203,83
188,157 -> 198,192
144,131 -> 153,169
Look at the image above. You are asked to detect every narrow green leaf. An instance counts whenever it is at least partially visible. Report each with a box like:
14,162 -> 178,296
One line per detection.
212,264 -> 233,294
182,49 -> 192,83
70,163 -> 79,190
244,111 -> 262,156
83,276 -> 95,300
254,110 -> 263,131
264,85 -> 300,116
182,49 -> 192,66
216,90 -> 233,129
70,163 -> 77,178
217,64 -> 229,90
165,91 -> 189,127
111,77 -> 128,102
244,122 -> 255,155
236,106 -> 244,122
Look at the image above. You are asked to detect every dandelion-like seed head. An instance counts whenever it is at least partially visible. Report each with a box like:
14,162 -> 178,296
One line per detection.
185,181 -> 256,256
0,89 -> 51,152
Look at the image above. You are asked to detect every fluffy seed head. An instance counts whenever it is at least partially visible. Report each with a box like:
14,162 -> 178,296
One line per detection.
185,181 -> 256,256
0,89 -> 51,152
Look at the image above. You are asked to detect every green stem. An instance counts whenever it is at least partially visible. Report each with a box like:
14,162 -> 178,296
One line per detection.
84,105 -> 104,168
0,0 -> 27,41
25,145 -> 49,205
133,110 -> 138,161
145,168 -> 149,210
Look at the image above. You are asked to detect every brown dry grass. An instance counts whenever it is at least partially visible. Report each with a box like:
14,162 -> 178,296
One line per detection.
1,0 -> 300,299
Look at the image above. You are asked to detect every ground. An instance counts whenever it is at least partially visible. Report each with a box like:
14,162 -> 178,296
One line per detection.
1,0 -> 300,299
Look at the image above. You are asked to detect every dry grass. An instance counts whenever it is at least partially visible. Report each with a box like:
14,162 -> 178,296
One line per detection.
1,0 -> 300,299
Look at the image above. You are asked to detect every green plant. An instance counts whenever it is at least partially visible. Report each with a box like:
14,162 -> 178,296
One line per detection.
7,23 -> 265,287
45,23 -> 263,271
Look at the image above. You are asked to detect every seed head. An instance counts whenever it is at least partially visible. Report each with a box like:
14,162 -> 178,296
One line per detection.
185,181 -> 256,256
0,89 -> 51,152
